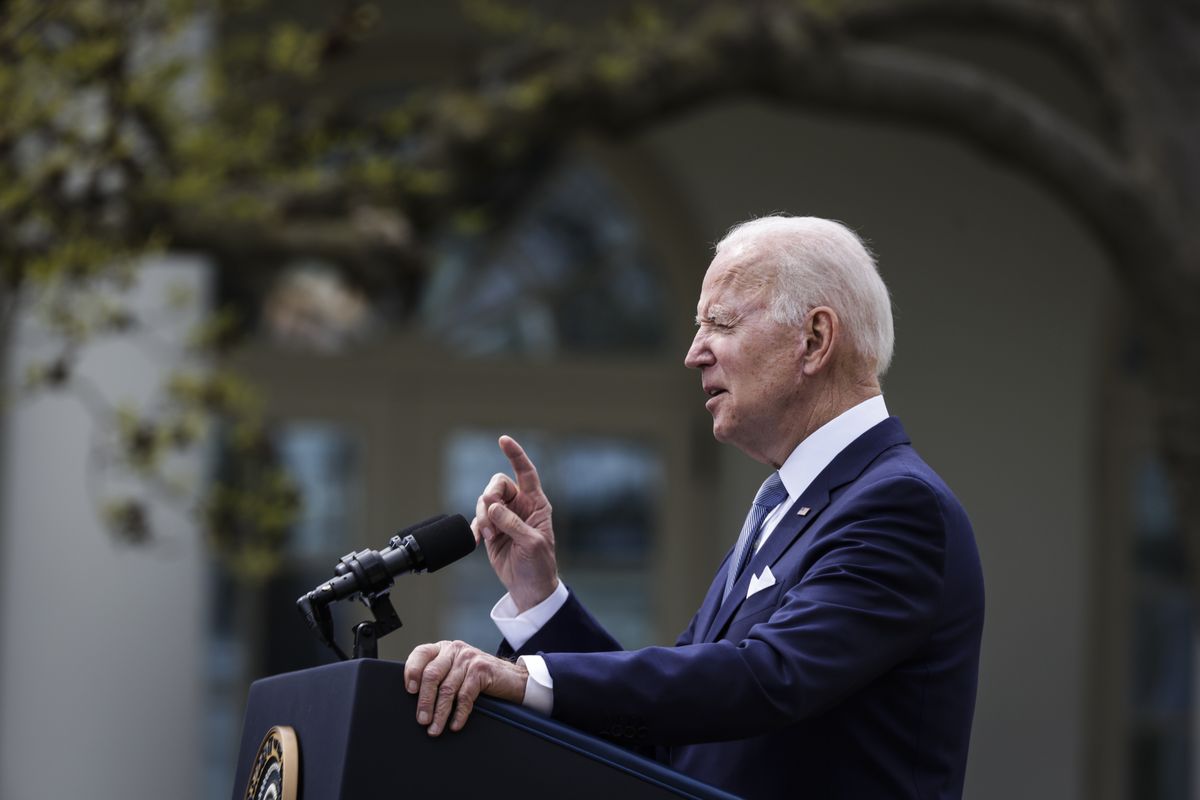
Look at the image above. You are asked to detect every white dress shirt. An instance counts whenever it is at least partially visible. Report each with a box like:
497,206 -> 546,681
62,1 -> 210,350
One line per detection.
491,395 -> 890,715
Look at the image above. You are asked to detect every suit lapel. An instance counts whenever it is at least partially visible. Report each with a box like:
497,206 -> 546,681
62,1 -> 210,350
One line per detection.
701,488 -> 831,642
700,417 -> 911,643
690,554 -> 732,643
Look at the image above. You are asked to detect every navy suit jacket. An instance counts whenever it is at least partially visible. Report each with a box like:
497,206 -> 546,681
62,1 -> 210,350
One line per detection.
499,418 -> 984,799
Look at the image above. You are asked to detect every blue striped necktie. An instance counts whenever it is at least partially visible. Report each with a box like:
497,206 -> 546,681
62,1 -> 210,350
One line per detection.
724,472 -> 788,601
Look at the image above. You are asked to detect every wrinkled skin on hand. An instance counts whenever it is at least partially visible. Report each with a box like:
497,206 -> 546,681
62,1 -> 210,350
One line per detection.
404,639 -> 527,736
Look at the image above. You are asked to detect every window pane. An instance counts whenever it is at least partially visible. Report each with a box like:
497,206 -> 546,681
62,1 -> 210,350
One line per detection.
1131,457 -> 1184,577
263,422 -> 365,666
277,423 -> 359,561
419,160 -> 669,357
1131,586 -> 1193,715
1127,453 -> 1193,800
1130,725 -> 1190,800
553,436 -> 659,564
205,421 -> 363,799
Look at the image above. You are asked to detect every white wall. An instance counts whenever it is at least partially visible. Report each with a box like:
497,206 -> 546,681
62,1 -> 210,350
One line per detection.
0,259 -> 210,800
640,101 -> 1113,800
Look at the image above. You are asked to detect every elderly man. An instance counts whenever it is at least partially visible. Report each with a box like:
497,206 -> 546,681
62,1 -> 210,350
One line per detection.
405,216 -> 984,799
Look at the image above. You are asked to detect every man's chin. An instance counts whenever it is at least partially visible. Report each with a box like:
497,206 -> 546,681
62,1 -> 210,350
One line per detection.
710,422 -> 766,462
710,420 -> 733,445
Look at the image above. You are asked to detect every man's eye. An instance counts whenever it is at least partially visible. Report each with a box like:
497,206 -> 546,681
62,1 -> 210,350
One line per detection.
696,318 -> 730,331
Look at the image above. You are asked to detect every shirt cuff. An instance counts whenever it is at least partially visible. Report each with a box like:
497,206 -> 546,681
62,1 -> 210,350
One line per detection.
490,580 -> 569,652
517,655 -> 554,715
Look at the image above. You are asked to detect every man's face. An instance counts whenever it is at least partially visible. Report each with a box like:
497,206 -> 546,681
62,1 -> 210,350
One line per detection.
684,251 -> 804,464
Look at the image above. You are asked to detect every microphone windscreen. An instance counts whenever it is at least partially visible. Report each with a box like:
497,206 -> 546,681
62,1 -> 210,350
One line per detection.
410,514 -> 476,572
397,514 -> 447,538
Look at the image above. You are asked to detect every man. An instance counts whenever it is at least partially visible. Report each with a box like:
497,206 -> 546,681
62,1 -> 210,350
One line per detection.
405,215 -> 984,799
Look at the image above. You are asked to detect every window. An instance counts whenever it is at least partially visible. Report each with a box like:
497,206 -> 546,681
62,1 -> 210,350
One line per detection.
1127,455 -> 1193,799
205,422 -> 363,797
1091,338 -> 1196,800
419,159 -> 670,357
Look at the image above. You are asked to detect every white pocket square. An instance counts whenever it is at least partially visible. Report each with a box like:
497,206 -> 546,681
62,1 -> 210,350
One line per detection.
746,565 -> 776,598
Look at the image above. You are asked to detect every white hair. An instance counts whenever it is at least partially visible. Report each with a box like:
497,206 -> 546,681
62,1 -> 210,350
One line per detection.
715,215 -> 895,376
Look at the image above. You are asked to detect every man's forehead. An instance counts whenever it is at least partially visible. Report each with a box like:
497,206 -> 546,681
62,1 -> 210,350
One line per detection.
699,251 -> 771,305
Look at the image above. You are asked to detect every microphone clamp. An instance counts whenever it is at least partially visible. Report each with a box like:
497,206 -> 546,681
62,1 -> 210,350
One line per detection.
297,514 -> 475,661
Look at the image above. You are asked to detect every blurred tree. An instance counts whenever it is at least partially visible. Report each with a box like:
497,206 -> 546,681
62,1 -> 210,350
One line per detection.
2,0 -> 1198,581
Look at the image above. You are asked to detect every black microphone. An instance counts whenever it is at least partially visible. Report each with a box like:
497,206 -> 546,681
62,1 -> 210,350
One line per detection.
297,513 -> 476,660
300,514 -> 476,608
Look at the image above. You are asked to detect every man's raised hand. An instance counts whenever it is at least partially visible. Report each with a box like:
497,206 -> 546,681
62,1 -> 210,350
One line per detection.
472,435 -> 559,612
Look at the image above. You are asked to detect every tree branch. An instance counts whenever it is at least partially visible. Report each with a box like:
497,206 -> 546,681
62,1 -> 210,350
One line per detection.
165,209 -> 424,293
401,3 -> 1181,313
121,2 -> 1194,322
842,0 -> 1106,84
839,0 -> 1136,157
766,42 -> 1187,313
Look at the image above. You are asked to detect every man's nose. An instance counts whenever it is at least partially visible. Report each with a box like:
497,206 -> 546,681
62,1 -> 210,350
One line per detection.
684,331 -> 710,369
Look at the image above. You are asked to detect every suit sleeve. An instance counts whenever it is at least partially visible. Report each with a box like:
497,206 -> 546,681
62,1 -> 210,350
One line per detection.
542,474 -> 950,745
497,589 -> 623,660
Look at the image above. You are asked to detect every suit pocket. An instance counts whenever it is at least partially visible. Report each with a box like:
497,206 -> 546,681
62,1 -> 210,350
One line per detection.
724,590 -> 784,642
732,583 -> 784,625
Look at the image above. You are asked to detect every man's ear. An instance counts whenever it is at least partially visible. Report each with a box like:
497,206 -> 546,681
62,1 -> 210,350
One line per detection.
800,307 -> 838,376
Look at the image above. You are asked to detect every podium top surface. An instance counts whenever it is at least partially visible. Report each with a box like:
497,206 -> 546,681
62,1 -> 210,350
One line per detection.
234,659 -> 740,800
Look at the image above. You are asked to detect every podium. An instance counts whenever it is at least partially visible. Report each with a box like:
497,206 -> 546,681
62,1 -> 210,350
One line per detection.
231,659 -> 738,799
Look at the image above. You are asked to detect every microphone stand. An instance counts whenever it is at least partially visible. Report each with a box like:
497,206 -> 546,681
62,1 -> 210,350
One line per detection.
298,547 -> 407,661
350,590 -> 403,659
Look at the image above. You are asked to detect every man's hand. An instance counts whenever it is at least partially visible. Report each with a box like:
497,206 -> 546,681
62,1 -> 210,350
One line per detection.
404,640 -> 528,736
473,435 -> 559,612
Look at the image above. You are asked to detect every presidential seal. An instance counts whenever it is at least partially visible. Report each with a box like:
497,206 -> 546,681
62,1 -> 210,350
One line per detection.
244,725 -> 298,800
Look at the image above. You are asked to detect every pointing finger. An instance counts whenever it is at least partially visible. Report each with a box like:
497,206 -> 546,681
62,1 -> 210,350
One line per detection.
498,435 -> 542,495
